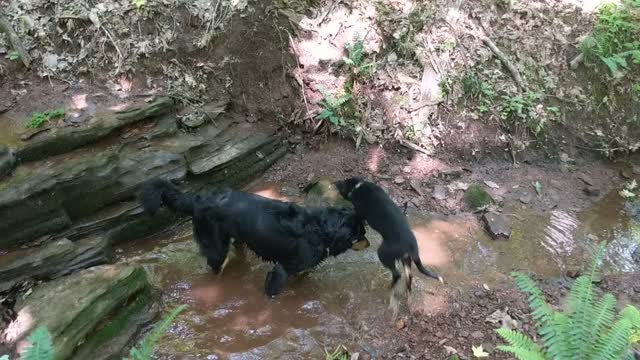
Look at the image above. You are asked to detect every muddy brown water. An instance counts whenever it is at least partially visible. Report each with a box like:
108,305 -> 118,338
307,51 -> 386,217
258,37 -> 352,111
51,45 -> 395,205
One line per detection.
117,183 -> 639,358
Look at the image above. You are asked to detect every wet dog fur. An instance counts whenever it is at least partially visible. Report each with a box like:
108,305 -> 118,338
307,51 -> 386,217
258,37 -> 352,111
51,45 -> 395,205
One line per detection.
334,177 -> 443,318
139,179 -> 369,297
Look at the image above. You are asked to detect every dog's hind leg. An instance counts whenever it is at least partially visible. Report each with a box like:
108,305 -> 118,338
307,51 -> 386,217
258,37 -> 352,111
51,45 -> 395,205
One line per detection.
264,263 -> 288,297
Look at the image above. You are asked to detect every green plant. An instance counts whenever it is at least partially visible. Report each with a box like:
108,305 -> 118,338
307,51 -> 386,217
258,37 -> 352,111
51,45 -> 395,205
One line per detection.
127,304 -> 187,360
27,108 -> 65,129
8,50 -> 20,61
496,242 -> 640,360
316,88 -> 352,127
131,0 -> 146,9
499,92 -> 546,135
343,37 -> 374,77
461,71 -> 495,113
21,326 -> 54,360
325,344 -> 350,360
581,0 -> 640,75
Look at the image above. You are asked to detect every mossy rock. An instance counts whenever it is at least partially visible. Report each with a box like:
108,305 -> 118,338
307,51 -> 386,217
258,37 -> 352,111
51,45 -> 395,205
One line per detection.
463,184 -> 494,210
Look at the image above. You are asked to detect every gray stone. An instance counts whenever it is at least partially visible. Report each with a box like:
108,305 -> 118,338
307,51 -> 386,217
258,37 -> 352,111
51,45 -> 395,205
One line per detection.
432,185 -> 447,200
583,186 -> 601,197
0,146 -> 16,177
17,97 -> 175,163
482,213 -> 511,240
0,236 -> 112,292
2,264 -> 152,360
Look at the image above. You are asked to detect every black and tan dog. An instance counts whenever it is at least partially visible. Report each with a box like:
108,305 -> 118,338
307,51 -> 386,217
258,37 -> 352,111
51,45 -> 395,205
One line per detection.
334,177 -> 443,317
140,179 -> 370,297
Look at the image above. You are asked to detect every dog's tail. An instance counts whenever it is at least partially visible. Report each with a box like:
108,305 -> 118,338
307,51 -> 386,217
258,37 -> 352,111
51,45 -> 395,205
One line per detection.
139,179 -> 195,216
411,252 -> 444,284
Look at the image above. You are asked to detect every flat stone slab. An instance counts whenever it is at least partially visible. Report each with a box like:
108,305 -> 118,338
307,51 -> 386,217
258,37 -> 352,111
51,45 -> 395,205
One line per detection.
1,264 -> 151,360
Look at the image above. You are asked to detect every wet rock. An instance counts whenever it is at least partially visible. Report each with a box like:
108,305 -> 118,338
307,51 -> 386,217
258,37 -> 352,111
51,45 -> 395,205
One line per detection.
432,185 -> 448,200
0,146 -> 16,178
577,173 -> 595,186
632,246 -> 640,264
179,98 -> 229,129
463,184 -> 494,210
2,117 -> 284,248
0,236 -> 113,292
16,97 -> 175,163
72,289 -> 157,360
519,192 -> 532,204
2,264 -> 152,360
624,200 -> 640,224
302,176 -> 350,208
229,328 -> 325,360
482,213 -> 511,240
583,186 -> 601,197
0,148 -> 186,248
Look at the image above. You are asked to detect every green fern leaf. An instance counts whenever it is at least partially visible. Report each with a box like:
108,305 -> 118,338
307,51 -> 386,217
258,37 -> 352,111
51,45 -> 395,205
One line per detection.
317,109 -> 334,120
568,276 -> 594,357
593,306 -> 639,360
588,293 -> 617,350
128,304 -> 187,360
21,326 -> 54,360
496,329 -> 544,354
495,345 -> 547,360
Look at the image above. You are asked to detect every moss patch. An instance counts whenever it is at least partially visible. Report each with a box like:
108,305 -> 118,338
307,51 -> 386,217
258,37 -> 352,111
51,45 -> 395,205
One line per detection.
463,184 -> 494,210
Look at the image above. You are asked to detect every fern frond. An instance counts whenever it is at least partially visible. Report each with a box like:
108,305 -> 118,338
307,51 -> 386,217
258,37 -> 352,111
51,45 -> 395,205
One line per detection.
588,242 -> 608,282
496,329 -> 544,354
568,276 -> 594,357
543,312 -> 574,359
496,345 -> 547,360
128,304 -> 187,360
511,273 -> 554,330
21,326 -> 54,360
592,306 -> 638,360
587,293 -> 617,351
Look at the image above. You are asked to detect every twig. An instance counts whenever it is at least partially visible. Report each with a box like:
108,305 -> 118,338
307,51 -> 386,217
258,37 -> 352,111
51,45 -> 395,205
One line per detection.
569,53 -> 583,70
481,36 -> 525,91
400,139 -> 431,155
406,100 -> 443,113
0,15 -> 32,68
286,31 -> 310,117
57,14 -> 90,21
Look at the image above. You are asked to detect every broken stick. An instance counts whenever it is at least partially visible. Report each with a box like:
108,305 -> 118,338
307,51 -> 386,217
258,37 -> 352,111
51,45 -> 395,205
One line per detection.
481,36 -> 524,91
0,15 -> 32,68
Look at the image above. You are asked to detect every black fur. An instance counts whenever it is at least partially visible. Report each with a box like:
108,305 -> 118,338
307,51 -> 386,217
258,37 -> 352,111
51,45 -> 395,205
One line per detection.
139,179 -> 368,297
335,177 -> 442,299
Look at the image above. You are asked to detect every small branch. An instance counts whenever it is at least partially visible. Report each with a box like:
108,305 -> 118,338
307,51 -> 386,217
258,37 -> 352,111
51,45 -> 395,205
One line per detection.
405,100 -> 443,113
481,36 -> 525,91
286,31 -> 310,117
569,53 -> 583,70
400,139 -> 431,155
0,15 -> 32,68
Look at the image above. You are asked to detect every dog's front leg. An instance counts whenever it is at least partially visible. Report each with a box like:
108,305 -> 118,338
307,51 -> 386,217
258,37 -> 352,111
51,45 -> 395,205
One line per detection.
264,263 -> 288,297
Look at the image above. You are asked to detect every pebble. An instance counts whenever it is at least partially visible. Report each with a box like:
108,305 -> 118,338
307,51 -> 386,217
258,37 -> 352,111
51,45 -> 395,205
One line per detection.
471,331 -> 484,339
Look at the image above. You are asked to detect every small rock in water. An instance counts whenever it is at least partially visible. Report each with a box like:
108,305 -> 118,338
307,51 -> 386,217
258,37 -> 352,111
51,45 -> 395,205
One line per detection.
483,180 -> 499,189
632,246 -> 640,264
482,213 -> 511,240
577,173 -> 595,186
432,185 -> 447,200
519,192 -> 532,204
583,186 -> 601,197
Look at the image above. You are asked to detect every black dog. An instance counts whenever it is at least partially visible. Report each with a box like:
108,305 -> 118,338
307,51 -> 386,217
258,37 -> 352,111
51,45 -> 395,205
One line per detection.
335,177 -> 443,317
140,179 -> 370,297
